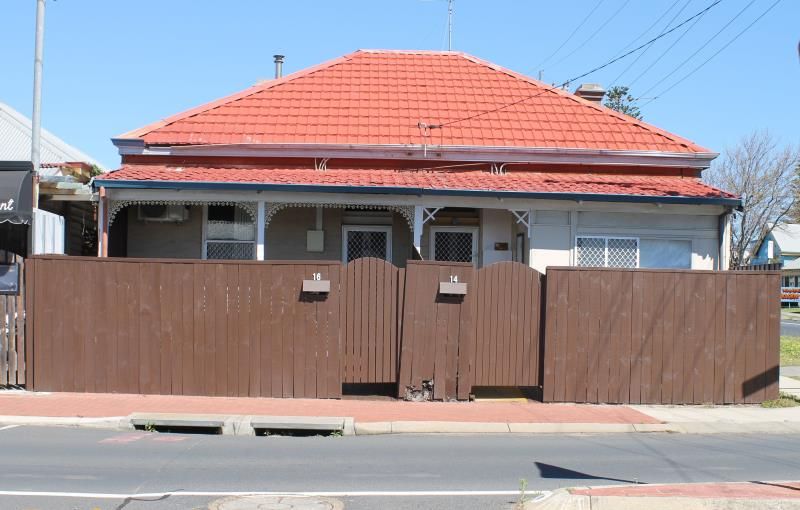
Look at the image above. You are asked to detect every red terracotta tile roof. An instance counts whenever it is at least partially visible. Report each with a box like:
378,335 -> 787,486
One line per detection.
121,50 -> 710,154
98,164 -> 735,202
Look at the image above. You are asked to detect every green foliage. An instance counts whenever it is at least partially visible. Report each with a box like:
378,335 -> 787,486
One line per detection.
762,393 -> 800,408
603,86 -> 642,120
780,336 -> 800,366
518,478 -> 530,506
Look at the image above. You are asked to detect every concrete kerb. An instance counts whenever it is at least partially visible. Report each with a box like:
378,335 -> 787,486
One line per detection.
0,415 -> 132,431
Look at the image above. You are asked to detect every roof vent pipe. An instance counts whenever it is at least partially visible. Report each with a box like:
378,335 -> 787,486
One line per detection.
273,54 -> 285,79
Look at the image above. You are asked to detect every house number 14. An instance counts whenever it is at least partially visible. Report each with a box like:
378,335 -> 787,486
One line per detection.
449,275 -> 458,283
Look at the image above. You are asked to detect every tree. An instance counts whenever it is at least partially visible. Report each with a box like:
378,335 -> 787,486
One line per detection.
704,131 -> 800,266
603,86 -> 642,120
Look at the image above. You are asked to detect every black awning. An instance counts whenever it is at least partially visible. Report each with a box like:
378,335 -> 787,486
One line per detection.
0,162 -> 33,225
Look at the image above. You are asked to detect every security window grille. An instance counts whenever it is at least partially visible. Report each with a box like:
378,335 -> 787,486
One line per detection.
204,205 -> 255,260
206,241 -> 255,260
576,236 -> 639,268
343,226 -> 391,262
432,230 -> 476,263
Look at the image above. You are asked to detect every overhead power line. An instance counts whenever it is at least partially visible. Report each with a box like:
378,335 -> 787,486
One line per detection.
547,0 -> 632,69
640,0 -> 782,106
610,0 -> 683,56
532,0 -> 606,72
634,0 -> 757,100
626,1 -> 712,88
609,0 -> 693,88
424,0 -> 722,130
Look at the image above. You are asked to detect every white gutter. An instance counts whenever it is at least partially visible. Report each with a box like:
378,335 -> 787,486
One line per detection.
112,139 -> 718,169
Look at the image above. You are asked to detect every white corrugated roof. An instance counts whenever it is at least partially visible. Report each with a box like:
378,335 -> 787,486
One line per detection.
784,258 -> 800,270
771,223 -> 800,255
0,101 -> 104,173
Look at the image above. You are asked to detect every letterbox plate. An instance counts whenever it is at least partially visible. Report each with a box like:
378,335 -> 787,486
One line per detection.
439,281 -> 467,295
302,279 -> 330,293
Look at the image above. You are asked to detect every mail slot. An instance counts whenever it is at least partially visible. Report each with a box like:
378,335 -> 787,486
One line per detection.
439,281 -> 467,295
302,279 -> 330,293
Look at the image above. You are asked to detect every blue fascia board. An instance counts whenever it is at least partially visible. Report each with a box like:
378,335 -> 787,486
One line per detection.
93,179 -> 742,208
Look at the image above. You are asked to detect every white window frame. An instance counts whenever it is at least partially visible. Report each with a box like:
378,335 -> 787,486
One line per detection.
575,235 -> 640,268
342,225 -> 393,263
430,226 -> 479,265
201,204 -> 257,260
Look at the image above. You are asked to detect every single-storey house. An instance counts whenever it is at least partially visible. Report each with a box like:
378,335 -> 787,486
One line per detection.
94,50 -> 738,272
751,223 -> 800,287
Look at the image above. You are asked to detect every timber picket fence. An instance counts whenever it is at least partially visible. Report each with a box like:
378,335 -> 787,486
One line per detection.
0,253 -> 24,386
20,256 -> 780,404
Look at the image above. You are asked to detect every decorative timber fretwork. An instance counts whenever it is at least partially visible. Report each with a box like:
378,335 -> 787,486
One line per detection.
264,203 -> 415,230
107,200 -> 257,226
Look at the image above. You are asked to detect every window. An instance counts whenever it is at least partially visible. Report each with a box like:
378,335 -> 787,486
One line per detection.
431,227 -> 478,264
576,236 -> 638,268
342,226 -> 392,262
640,239 -> 691,269
203,205 -> 255,260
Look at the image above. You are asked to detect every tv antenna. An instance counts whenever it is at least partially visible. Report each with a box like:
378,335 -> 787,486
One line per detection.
447,0 -> 454,50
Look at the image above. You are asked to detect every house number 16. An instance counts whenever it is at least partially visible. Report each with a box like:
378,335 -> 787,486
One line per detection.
312,273 -> 322,281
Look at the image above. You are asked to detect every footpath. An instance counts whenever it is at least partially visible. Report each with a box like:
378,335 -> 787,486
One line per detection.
526,481 -> 800,509
2,390 -> 800,435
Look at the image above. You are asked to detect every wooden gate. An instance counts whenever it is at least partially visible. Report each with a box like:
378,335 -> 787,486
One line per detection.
398,261 -> 476,400
341,258 -> 404,384
472,262 -> 542,389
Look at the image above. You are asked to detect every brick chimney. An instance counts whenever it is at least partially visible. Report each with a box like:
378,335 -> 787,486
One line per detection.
574,83 -> 605,104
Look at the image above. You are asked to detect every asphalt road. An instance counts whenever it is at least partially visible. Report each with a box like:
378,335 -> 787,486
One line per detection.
782,320 -> 800,337
1,427 -> 800,509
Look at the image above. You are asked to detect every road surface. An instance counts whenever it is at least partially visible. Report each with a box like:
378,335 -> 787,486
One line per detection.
0,426 -> 799,509
782,319 -> 800,337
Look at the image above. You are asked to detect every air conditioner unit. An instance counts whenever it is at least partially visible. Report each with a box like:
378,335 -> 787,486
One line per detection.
137,204 -> 189,223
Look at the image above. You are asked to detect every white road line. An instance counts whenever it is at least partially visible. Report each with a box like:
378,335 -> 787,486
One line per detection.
0,425 -> 19,432
0,489 -> 542,499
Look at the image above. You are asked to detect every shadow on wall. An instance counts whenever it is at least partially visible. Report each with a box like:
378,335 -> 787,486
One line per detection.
743,366 -> 780,400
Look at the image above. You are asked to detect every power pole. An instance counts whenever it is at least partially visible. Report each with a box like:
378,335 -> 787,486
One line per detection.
31,0 -> 46,208
447,0 -> 454,51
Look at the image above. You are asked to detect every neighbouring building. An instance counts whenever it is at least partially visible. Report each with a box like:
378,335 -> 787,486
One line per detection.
0,101 -> 104,256
751,223 -> 800,287
95,50 -> 738,271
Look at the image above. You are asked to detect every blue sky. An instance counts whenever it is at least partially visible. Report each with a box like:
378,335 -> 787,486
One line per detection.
1,0 -> 797,169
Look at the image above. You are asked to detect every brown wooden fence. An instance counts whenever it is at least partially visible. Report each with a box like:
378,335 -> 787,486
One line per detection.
542,267 -> 780,405
25,257 -> 342,398
23,257 -> 780,404
0,253 -> 25,386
